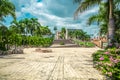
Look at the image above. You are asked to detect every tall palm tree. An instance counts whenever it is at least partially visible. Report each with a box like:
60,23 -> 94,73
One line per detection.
18,20 -> 26,35
30,18 -> 41,36
87,2 -> 108,36
10,20 -> 21,34
9,21 -> 20,50
74,0 -> 120,44
20,18 -> 41,36
0,0 -> 16,21
108,0 -> 115,44
61,27 -> 66,39
39,26 -> 51,35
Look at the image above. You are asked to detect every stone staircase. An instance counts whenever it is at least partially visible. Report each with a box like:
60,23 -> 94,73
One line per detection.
53,39 -> 74,44
51,39 -> 79,48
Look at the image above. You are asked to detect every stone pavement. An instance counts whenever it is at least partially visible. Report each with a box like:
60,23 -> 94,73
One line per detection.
0,48 -> 105,80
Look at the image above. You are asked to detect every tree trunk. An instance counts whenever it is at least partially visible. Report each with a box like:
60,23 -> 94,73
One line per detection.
108,0 -> 115,45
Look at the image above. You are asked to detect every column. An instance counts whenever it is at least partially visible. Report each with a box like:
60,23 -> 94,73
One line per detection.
66,28 -> 68,39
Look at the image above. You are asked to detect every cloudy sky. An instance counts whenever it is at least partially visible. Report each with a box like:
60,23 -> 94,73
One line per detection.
5,0 -> 99,36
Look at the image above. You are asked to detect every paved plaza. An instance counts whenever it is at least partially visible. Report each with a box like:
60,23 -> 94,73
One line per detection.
0,48 -> 104,80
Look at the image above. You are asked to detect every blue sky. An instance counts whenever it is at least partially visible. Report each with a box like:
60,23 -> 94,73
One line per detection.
4,0 -> 99,36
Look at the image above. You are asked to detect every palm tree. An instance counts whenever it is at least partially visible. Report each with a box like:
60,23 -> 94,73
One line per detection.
19,18 -> 41,36
30,18 -> 41,36
0,0 -> 16,48
10,20 -> 21,33
87,1 -> 120,42
9,21 -> 20,50
61,27 -> 66,39
18,20 -> 26,35
39,26 -> 51,35
68,31 -> 75,39
87,2 -> 108,36
0,25 -> 9,50
0,0 -> 16,21
74,0 -> 120,44
108,0 -> 115,44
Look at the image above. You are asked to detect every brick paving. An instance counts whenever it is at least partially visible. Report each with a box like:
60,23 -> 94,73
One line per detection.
0,48 -> 105,80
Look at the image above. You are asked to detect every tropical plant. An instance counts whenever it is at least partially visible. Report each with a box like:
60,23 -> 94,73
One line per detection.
60,27 -> 66,39
0,25 -> 9,50
39,26 -> 51,35
0,0 -> 16,51
10,20 -> 21,33
73,0 -> 120,45
87,2 -> 120,44
10,18 -> 41,36
92,48 -> 120,79
28,18 -> 41,36
68,29 -> 90,41
60,42 -> 65,45
87,2 -> 108,36
61,27 -> 66,34
74,39 -> 95,47
0,0 -> 16,21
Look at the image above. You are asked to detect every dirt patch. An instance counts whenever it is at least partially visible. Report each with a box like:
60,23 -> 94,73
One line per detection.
35,48 -> 52,53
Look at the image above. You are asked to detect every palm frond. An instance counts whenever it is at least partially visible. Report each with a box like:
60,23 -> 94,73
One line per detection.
74,0 -> 101,19
87,15 -> 100,25
0,0 -> 16,20
73,0 -> 82,4
100,23 -> 108,35
114,0 -> 120,10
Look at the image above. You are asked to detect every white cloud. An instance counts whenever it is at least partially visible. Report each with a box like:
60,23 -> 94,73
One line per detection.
16,12 -> 22,17
9,0 -> 99,36
36,3 -> 43,7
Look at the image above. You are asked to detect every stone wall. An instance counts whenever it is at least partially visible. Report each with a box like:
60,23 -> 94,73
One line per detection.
92,37 -> 107,48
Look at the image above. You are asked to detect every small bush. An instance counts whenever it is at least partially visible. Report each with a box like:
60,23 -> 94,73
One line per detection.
9,35 -> 54,47
93,48 -> 120,79
60,42 -> 65,45
74,40 -> 95,47
85,42 -> 95,47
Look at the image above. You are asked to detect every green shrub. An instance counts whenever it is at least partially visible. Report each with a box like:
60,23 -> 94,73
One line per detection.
92,50 -> 106,61
79,42 -> 84,46
60,42 -> 65,45
7,35 -> 54,47
74,40 -> 95,47
93,48 -> 120,79
85,42 -> 95,47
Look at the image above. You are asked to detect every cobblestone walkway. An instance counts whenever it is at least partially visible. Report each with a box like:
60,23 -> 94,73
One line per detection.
0,48 -> 104,80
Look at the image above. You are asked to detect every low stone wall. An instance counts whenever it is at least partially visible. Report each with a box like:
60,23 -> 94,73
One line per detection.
92,37 -> 107,48
92,40 -> 101,48
0,49 -> 23,55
